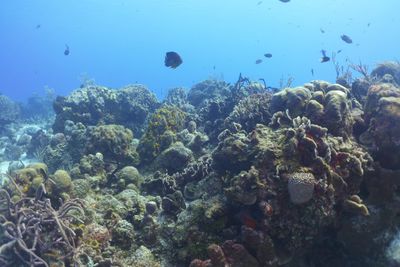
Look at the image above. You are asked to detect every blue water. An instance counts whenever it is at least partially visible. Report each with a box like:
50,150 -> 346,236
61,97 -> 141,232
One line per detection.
0,0 -> 399,101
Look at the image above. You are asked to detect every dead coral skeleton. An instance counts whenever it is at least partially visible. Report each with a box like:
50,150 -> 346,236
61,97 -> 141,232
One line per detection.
0,184 -> 84,267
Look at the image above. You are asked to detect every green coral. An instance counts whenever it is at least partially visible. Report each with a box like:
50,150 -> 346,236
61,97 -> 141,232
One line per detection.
271,87 -> 312,117
116,166 -> 143,190
86,124 -> 139,165
138,105 -> 187,163
111,219 -> 135,249
49,170 -> 72,199
127,246 -> 161,267
225,166 -> 265,205
270,82 -> 354,138
157,142 -> 193,173
71,179 -> 91,198
9,163 -> 48,197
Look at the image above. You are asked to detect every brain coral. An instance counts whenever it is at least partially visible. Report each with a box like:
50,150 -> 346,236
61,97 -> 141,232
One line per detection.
287,172 -> 315,205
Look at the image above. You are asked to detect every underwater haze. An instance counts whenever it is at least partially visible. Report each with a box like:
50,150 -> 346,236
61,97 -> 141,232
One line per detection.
0,0 -> 399,101
3,1 -> 400,267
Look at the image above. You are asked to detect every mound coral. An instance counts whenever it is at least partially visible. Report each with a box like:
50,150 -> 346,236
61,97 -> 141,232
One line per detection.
48,169 -> 72,199
157,142 -> 193,173
53,84 -> 159,137
188,80 -> 231,108
371,61 -> 400,85
270,82 -> 354,138
86,124 -> 139,165
363,82 -> 400,168
138,105 -> 187,164
0,95 -> 20,130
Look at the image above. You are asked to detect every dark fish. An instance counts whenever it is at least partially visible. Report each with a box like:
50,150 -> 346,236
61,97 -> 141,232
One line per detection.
164,51 -> 182,69
320,50 -> 330,63
257,1 -> 263,5
341,34 -> 353,44
264,53 -> 272,58
311,69 -> 314,76
36,24 -> 41,29
320,28 -> 325,33
367,22 -> 371,27
337,49 -> 342,54
64,44 -> 70,56
255,59 -> 263,64
279,0 -> 290,2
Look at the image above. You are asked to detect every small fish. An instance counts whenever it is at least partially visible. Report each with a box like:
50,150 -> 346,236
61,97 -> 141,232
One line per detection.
64,44 -> 70,56
279,0 -> 290,2
341,34 -> 353,44
367,22 -> 371,27
337,49 -> 342,54
255,59 -> 263,64
36,24 -> 41,29
311,69 -> 314,76
164,51 -> 183,69
264,53 -> 272,58
320,50 -> 330,63
320,28 -> 325,33
257,1 -> 263,5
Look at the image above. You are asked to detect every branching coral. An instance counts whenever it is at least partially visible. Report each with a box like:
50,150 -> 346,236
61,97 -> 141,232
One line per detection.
0,185 -> 84,266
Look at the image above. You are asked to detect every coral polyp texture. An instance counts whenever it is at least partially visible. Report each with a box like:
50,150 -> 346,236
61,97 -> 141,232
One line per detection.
2,63 -> 400,266
287,172 -> 315,205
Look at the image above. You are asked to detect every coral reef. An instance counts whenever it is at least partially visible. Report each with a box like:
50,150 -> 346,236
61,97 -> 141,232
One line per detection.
371,61 -> 400,85
363,82 -> 400,168
0,186 -> 84,266
2,66 -> 400,266
157,142 -> 194,173
53,84 -> 159,137
137,105 -> 187,164
225,92 -> 272,132
270,82 -> 354,138
287,172 -> 315,205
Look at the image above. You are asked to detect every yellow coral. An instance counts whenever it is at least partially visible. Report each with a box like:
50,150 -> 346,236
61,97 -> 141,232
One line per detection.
344,195 -> 370,216
138,105 -> 186,163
